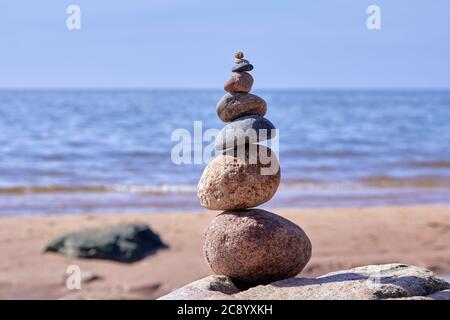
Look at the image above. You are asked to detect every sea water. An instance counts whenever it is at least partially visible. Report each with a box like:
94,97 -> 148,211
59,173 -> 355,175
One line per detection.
1,89 -> 450,215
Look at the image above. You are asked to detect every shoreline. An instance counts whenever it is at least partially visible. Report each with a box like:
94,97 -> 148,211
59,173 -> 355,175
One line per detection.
2,201 -> 450,218
1,204 -> 449,299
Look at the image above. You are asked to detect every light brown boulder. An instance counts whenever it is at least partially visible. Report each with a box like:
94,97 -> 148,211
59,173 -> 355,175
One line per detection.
224,72 -> 254,93
236,264 -> 450,300
197,145 -> 280,210
216,93 -> 267,122
158,264 -> 450,300
203,209 -> 312,286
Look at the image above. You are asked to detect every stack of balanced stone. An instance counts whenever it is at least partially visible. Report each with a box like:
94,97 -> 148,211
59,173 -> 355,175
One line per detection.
197,52 -> 312,288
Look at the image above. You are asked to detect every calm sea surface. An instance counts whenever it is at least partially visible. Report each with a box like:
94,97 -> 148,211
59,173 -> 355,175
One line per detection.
1,89 -> 450,215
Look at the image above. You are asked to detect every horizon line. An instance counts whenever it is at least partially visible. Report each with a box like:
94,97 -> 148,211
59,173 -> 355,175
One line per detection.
1,87 -> 450,91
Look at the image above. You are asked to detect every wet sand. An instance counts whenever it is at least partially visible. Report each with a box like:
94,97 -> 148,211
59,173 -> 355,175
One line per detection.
0,205 -> 449,299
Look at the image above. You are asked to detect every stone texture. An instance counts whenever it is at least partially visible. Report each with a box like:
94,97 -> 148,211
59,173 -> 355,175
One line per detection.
216,93 -> 267,122
197,145 -> 280,210
203,209 -> 311,286
388,289 -> 450,300
215,116 -> 276,151
237,264 -> 450,300
426,289 -> 450,300
158,264 -> 450,300
232,62 -> 253,72
224,72 -> 254,93
158,276 -> 239,300
44,223 -> 168,263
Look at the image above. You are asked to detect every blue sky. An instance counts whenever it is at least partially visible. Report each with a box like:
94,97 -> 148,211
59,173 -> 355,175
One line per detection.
1,0 -> 449,89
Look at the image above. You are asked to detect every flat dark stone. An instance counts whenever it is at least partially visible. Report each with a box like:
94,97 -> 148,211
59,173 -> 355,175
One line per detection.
232,62 -> 254,72
215,115 -> 276,150
44,223 -> 168,263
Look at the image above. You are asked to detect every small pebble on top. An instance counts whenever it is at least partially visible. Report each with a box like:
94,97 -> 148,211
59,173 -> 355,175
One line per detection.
235,51 -> 244,59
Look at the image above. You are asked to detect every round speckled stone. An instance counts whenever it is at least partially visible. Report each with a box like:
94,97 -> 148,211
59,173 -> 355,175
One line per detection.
203,209 -> 312,285
197,145 -> 280,210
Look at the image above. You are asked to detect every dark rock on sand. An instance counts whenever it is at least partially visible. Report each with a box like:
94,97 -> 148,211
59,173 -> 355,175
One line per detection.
45,223 -> 167,263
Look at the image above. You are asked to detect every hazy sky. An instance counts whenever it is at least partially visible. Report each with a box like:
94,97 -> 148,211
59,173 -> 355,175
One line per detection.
2,0 -> 449,89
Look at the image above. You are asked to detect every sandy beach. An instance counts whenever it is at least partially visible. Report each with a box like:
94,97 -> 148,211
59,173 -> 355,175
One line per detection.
0,204 -> 449,299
